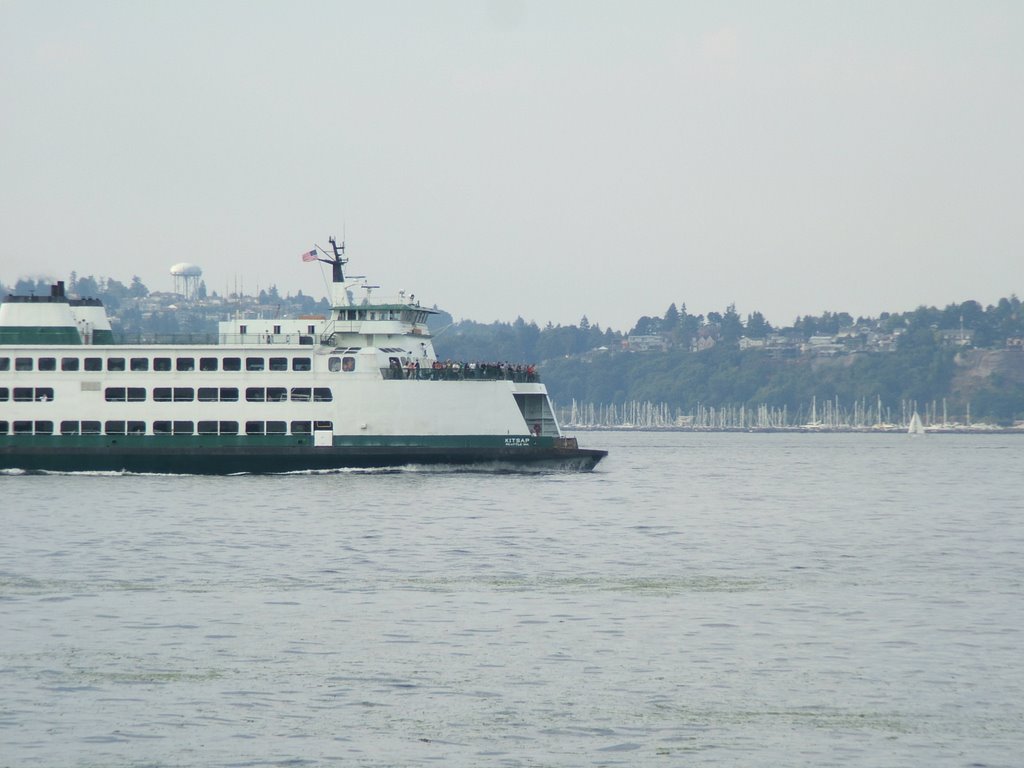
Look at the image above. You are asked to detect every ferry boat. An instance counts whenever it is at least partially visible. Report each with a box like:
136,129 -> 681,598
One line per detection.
0,239 -> 606,473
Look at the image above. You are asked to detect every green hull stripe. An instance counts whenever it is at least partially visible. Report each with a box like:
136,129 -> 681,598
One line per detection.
0,436 -> 605,473
0,326 -> 82,345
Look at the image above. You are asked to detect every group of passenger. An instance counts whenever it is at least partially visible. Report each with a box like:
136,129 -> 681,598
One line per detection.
390,359 -> 539,382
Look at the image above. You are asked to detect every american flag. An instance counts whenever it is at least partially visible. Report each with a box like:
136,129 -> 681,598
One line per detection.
300,249 -> 317,262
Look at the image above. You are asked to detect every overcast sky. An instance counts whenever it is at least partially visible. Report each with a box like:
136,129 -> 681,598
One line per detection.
2,1 -> 1021,331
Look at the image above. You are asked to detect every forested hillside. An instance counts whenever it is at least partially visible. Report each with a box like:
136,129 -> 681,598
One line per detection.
433,299 -> 1024,425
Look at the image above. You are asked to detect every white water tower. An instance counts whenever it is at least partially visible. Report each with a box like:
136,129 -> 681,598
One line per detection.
170,262 -> 203,300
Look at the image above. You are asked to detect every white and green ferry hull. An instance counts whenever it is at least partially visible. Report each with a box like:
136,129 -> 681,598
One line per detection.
0,345 -> 606,473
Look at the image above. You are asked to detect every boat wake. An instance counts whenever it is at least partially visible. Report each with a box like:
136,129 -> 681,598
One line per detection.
2,468 -> 192,478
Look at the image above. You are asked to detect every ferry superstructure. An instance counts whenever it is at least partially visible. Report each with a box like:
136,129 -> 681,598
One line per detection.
0,239 -> 606,473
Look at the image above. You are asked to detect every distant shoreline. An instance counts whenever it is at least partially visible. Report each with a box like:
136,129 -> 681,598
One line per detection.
566,425 -> 1024,434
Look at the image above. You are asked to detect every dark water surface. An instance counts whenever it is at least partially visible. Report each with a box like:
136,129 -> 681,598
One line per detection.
1,432 -> 1022,766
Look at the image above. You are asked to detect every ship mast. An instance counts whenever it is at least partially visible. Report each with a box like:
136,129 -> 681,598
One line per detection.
326,236 -> 347,283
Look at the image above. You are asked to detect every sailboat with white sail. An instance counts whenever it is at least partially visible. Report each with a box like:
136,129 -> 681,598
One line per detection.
908,411 -> 926,435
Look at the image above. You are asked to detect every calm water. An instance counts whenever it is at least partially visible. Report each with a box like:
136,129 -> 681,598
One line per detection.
1,432 -> 1022,767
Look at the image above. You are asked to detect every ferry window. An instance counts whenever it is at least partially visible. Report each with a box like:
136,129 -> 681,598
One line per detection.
197,420 -> 218,435
105,387 -> 127,402
127,387 -> 146,402
127,421 -> 145,435
200,357 -> 218,371
61,357 -> 80,371
307,325 -> 316,334
239,325 -> 247,335
219,421 -> 238,434
342,356 -> 355,372
314,420 -> 333,431
291,421 -> 312,434
81,421 -> 101,434
105,420 -> 126,435
223,357 -> 241,371
153,387 -> 172,402
61,421 -> 79,435
14,387 -> 33,402
292,357 -> 311,371
0,421 -> 7,434
39,357 -> 57,371
328,356 -> 341,372
273,325 -> 281,335
14,421 -> 32,434
84,357 -> 102,372
313,387 -> 333,402
153,421 -> 172,435
198,387 -> 218,402
154,357 -> 172,371
219,387 -> 239,402
107,357 -> 126,371
245,387 -> 265,402
269,357 -> 287,371
246,357 -> 264,371
34,421 -> 53,435
173,387 -> 194,402
130,357 -> 149,371
173,420 -> 193,435
266,421 -> 287,434
245,421 -> 264,435
0,387 -> 7,401
15,357 -> 33,371
267,387 -> 287,402
176,357 -> 195,372
290,387 -> 311,402
0,357 -> 8,371
36,388 -> 54,401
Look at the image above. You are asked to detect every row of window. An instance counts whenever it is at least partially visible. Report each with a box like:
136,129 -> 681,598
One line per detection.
334,308 -> 430,323
1,355 -> 315,373
114,386 -> 334,403
1,387 -> 54,402
0,420 -> 334,436
1,386 -> 334,403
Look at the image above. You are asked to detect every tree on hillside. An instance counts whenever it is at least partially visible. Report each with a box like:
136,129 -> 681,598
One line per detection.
74,275 -> 101,298
746,310 -> 771,338
14,278 -> 52,295
679,303 -> 702,346
663,303 -> 679,328
128,275 -> 149,298
720,304 -> 744,342
631,316 -> 661,336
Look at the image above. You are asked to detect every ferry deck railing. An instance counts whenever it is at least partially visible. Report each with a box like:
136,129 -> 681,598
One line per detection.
381,365 -> 540,383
